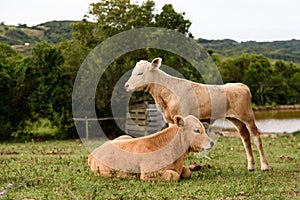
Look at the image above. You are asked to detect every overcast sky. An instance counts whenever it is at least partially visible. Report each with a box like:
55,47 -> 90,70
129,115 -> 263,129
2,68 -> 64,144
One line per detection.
1,0 -> 299,42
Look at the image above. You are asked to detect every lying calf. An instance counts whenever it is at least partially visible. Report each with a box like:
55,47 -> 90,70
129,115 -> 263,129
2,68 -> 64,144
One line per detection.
88,115 -> 214,181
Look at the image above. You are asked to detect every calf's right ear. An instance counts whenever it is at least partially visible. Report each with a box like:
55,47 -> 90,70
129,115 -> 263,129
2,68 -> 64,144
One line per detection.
150,57 -> 162,71
174,115 -> 184,127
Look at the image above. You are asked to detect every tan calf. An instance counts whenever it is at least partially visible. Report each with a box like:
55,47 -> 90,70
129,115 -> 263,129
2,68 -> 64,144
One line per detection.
88,115 -> 214,181
125,58 -> 268,171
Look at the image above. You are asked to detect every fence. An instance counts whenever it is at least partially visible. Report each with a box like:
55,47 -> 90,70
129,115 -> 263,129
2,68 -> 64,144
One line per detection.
73,117 -> 124,140
73,101 -> 165,140
125,101 -> 165,136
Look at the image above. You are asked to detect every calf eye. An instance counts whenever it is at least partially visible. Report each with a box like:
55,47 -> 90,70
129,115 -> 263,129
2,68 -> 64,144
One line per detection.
137,72 -> 143,76
193,128 -> 200,133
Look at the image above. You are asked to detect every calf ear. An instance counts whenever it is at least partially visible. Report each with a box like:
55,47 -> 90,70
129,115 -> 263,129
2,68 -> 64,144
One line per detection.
202,122 -> 210,131
150,57 -> 162,71
174,115 -> 184,127
202,122 -> 210,133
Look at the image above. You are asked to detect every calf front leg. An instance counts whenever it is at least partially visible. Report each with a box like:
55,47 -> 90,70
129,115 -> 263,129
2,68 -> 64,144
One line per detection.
162,170 -> 180,181
140,170 -> 180,181
181,166 -> 192,178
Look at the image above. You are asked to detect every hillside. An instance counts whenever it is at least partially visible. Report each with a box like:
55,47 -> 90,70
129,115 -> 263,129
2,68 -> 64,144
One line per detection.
198,38 -> 300,63
0,20 -> 299,63
0,20 -> 73,45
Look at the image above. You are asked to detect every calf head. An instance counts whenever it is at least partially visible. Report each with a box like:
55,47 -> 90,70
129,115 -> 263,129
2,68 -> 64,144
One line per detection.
125,57 -> 162,92
174,115 -> 214,152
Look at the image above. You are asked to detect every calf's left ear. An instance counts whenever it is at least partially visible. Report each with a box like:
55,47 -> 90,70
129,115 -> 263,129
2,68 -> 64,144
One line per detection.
202,122 -> 210,132
150,57 -> 162,71
174,115 -> 184,127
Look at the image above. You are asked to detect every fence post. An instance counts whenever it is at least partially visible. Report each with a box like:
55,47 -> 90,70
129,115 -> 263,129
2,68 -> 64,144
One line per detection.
85,116 -> 89,141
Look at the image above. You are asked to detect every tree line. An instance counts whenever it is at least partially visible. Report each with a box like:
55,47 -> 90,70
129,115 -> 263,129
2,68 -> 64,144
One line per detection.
1,0 -> 299,140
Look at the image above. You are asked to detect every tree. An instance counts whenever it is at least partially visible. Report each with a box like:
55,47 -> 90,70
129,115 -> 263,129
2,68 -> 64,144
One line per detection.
73,0 -> 155,47
0,44 -> 27,140
65,0 -> 195,137
219,54 -> 274,105
69,0 -> 194,112
155,4 -> 193,37
242,55 -> 272,105
22,42 -> 75,138
219,54 -> 252,83
269,61 -> 300,105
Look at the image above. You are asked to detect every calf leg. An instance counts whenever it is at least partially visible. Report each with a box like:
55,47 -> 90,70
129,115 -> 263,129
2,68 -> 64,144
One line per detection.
181,166 -> 192,178
246,121 -> 269,171
162,170 -> 180,181
141,170 -> 180,181
227,118 -> 255,171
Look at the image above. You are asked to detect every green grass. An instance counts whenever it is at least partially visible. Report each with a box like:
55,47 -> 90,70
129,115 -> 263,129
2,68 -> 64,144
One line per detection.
0,135 -> 299,199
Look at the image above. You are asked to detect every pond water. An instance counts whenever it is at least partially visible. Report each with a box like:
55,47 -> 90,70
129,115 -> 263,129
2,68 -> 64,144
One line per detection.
212,109 -> 300,133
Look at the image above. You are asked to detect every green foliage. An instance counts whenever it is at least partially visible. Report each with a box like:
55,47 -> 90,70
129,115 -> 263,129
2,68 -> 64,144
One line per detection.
27,41 -> 64,112
72,0 -> 192,48
242,55 -> 272,105
219,54 -> 300,106
0,42 -> 75,140
0,44 -> 28,140
0,136 -> 299,199
24,42 -> 75,138
11,118 -> 59,141
292,130 -> 300,137
155,4 -> 193,37
90,0 -> 155,40
289,72 -> 300,92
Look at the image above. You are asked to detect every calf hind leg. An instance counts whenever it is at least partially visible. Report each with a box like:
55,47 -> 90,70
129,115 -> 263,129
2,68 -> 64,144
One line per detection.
227,118 -> 255,171
247,122 -> 269,171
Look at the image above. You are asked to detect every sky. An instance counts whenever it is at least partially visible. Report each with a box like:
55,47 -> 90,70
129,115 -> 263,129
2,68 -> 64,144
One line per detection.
1,0 -> 299,42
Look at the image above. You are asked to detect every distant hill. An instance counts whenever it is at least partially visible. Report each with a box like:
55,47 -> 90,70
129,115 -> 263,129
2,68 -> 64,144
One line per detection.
0,20 -> 73,45
198,38 -> 300,63
0,20 -> 299,63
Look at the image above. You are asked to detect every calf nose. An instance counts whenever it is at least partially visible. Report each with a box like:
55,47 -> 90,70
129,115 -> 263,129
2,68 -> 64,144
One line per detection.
124,83 -> 129,88
210,141 -> 214,148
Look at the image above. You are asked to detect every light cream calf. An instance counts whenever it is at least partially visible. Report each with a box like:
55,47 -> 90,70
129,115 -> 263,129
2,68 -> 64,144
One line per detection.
125,58 -> 268,171
88,115 -> 214,181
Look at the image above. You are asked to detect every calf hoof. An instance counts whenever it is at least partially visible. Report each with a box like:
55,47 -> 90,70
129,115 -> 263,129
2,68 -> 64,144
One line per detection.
261,166 -> 269,171
261,162 -> 269,171
188,163 -> 202,171
248,163 -> 255,171
181,166 -> 192,179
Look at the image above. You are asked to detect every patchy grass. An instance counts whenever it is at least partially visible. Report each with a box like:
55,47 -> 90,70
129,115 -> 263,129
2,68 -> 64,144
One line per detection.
0,135 -> 299,199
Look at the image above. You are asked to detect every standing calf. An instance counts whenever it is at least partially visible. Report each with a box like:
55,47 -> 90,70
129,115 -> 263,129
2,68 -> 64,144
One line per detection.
125,58 -> 268,171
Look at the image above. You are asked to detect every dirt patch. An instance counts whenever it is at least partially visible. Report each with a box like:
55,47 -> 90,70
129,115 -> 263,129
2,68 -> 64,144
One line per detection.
220,131 -> 285,138
43,151 -> 69,155
0,150 -> 20,155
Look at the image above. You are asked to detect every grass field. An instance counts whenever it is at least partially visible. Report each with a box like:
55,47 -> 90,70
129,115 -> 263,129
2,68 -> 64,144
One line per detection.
0,134 -> 299,199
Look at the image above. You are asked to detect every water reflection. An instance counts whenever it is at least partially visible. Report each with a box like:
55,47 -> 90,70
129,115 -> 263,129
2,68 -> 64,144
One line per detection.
255,109 -> 300,120
254,109 -> 300,133
212,109 -> 300,133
